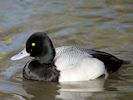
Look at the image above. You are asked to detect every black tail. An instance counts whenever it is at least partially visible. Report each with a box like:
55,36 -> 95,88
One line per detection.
91,50 -> 130,73
121,60 -> 130,65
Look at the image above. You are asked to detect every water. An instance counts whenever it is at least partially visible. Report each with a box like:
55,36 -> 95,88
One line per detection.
0,0 -> 133,100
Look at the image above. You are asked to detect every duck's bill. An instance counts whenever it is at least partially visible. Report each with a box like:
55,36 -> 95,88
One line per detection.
11,48 -> 30,60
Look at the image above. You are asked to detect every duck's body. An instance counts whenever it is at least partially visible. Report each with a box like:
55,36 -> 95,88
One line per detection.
23,46 -> 126,82
11,32 -> 128,82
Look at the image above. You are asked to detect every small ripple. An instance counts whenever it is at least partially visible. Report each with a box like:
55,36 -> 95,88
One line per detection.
76,5 -> 103,10
117,86 -> 133,91
54,28 -> 79,37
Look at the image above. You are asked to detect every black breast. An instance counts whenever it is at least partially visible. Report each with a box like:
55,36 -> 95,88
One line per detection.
23,60 -> 60,82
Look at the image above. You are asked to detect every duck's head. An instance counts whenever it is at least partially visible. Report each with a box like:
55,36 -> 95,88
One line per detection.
11,32 -> 55,64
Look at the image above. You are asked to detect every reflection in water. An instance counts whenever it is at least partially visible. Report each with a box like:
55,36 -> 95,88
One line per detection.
2,66 -> 17,78
22,80 -> 59,100
22,79 -> 105,100
56,79 -> 105,100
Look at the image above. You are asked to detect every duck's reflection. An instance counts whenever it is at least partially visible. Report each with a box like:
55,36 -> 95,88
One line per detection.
22,78 -> 105,100
22,80 -> 59,100
56,79 -> 105,100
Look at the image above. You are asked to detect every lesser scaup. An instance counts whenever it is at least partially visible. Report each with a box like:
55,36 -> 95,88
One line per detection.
11,32 -> 129,82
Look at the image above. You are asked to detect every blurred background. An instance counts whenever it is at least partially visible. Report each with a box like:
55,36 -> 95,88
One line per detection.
0,0 -> 133,100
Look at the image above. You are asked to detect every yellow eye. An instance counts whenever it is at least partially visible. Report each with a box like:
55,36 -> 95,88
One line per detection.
31,43 -> 36,46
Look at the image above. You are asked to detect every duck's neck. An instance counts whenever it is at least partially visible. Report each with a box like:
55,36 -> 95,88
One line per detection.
35,46 -> 55,64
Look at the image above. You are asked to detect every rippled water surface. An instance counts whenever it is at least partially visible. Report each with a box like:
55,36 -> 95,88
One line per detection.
0,0 -> 133,100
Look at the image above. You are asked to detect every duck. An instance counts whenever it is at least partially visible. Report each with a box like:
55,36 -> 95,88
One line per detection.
11,32 -> 129,82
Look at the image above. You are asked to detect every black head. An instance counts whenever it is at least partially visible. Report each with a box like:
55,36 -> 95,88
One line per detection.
26,32 -> 55,63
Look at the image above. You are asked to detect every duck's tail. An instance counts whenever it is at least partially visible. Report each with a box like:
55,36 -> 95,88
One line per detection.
91,50 -> 131,73
121,60 -> 131,65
